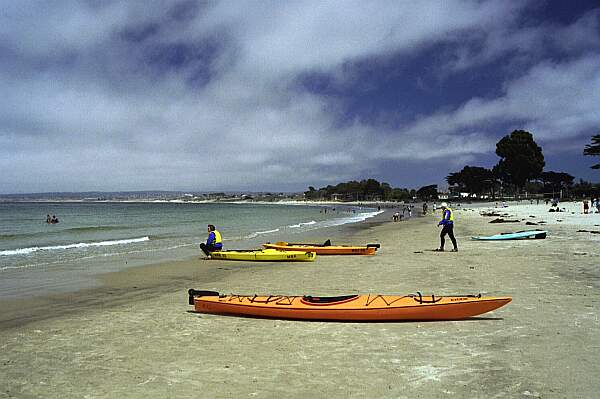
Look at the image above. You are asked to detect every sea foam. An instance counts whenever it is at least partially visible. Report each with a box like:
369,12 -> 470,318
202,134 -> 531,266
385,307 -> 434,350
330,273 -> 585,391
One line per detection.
0,236 -> 150,256
245,228 -> 281,239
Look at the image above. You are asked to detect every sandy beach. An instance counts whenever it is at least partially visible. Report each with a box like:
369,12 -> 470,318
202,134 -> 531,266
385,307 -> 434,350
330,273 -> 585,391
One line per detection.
1,202 -> 599,398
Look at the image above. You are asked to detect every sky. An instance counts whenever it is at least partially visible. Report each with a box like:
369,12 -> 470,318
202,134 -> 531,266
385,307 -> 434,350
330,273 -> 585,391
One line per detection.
1,0 -> 600,194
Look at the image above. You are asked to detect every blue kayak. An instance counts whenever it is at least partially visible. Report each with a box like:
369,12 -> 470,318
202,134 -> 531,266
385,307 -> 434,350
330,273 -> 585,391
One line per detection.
472,230 -> 547,241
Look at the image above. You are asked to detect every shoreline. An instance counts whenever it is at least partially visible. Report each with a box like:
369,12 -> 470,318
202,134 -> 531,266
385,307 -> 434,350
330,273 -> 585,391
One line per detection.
0,208 -> 396,330
0,202 -> 386,302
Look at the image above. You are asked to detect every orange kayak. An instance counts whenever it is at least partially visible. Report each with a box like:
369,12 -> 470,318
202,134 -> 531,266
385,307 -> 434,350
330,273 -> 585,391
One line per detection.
188,290 -> 511,321
263,241 -> 380,255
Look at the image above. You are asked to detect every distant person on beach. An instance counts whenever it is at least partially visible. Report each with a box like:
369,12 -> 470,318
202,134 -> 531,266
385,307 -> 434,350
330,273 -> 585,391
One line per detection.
422,203 -> 428,215
50,215 -> 59,224
583,200 -> 589,214
200,224 -> 223,259
46,214 -> 51,223
436,203 -> 458,252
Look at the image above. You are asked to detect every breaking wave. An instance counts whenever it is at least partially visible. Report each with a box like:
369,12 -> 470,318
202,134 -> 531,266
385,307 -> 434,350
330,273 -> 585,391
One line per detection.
0,236 -> 150,256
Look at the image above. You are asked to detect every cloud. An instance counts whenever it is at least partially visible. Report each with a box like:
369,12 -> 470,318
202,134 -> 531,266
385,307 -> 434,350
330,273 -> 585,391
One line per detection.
400,54 -> 600,142
1,1 -> 599,193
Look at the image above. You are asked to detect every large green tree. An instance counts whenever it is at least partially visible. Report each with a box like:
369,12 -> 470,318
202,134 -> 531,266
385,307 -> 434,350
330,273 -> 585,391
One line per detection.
446,166 -> 495,196
494,130 -> 545,191
416,184 -> 438,200
583,134 -> 600,169
540,171 -> 574,194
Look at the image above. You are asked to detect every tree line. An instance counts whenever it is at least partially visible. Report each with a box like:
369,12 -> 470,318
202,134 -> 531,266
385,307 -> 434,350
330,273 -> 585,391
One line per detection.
304,179 -> 416,201
304,131 -> 600,202
446,130 -> 600,198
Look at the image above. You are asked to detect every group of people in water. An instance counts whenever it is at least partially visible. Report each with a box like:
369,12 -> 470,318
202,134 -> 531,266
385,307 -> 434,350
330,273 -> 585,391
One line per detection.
45,214 -> 59,224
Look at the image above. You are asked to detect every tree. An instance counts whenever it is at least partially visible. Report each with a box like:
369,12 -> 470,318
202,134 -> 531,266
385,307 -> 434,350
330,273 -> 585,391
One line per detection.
494,130 -> 545,192
380,182 -> 393,201
390,188 -> 411,201
304,179 -> 397,201
584,134 -> 600,169
363,178 -> 382,200
416,184 -> 438,200
540,171 -> 574,194
446,166 -> 495,196
571,179 -> 600,198
304,186 -> 318,199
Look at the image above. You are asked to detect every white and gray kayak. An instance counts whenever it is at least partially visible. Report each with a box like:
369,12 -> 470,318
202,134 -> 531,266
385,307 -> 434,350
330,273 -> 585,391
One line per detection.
472,230 -> 547,241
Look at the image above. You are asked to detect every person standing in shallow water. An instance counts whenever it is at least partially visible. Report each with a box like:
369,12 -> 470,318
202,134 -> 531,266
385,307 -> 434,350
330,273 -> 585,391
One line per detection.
436,202 -> 458,252
200,224 -> 223,259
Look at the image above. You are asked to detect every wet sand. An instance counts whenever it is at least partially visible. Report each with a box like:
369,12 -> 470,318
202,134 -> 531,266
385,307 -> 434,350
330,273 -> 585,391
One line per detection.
1,206 -> 599,398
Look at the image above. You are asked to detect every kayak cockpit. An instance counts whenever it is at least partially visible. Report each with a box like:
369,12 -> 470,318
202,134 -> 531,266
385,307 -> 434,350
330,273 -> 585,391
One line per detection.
301,294 -> 359,305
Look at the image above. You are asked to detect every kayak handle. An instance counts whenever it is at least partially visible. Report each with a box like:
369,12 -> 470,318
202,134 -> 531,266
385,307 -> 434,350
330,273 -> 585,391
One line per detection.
188,289 -> 220,305
412,292 -> 442,304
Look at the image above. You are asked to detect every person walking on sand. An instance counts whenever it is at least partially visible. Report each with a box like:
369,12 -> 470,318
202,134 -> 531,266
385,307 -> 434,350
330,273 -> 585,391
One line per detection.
200,224 -> 223,259
436,203 -> 458,252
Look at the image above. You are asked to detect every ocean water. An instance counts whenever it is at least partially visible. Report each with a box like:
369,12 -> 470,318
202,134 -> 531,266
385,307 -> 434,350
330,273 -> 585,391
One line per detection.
0,202 -> 381,298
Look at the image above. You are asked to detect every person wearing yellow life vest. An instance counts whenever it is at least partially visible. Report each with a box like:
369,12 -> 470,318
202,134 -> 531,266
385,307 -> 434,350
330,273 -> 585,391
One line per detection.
436,202 -> 458,252
200,224 -> 223,258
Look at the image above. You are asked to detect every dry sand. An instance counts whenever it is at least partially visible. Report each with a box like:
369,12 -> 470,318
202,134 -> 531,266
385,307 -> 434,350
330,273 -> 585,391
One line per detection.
1,205 -> 599,398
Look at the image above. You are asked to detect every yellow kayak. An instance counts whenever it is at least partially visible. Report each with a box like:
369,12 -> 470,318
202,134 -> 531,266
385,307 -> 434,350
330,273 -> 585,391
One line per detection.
209,248 -> 316,262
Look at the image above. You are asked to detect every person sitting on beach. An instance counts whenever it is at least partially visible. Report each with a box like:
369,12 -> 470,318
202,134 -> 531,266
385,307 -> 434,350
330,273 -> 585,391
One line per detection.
200,224 -> 223,259
436,203 -> 458,252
